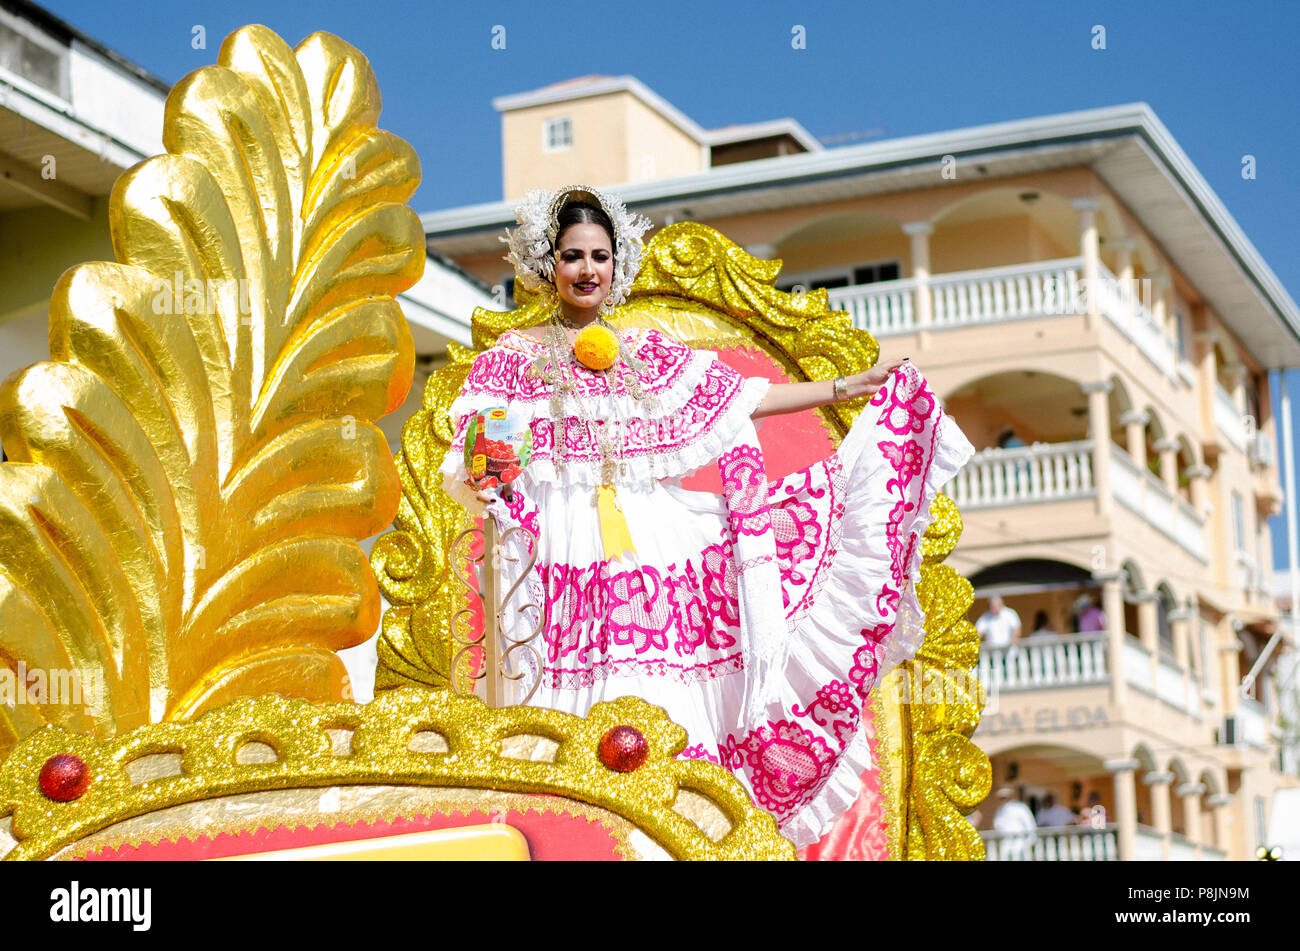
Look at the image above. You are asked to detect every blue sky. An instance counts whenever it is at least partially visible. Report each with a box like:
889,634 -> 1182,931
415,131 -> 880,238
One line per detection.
33,0 -> 1300,566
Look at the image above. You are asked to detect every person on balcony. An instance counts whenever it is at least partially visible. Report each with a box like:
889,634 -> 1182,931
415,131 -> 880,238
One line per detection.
977,596 -> 1022,649
1036,792 -> 1077,827
1075,594 -> 1107,633
993,786 -> 1038,859
1030,610 -> 1057,638
441,184 -> 974,846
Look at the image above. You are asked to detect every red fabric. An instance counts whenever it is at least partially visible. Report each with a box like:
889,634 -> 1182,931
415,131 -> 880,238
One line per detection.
798,704 -> 891,860
78,801 -> 625,861
681,347 -> 836,490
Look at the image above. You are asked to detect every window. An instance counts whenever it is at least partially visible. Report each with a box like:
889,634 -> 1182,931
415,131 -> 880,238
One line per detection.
543,117 -> 572,153
0,11 -> 70,100
777,259 -> 902,293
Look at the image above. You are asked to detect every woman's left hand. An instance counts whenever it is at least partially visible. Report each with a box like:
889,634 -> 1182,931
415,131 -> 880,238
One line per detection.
846,357 -> 910,399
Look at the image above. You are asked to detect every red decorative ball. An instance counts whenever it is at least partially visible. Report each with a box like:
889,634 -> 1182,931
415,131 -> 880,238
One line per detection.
598,726 -> 649,773
38,754 -> 90,802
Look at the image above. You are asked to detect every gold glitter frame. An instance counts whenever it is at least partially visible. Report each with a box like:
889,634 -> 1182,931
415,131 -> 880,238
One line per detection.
370,222 -> 990,858
0,688 -> 794,861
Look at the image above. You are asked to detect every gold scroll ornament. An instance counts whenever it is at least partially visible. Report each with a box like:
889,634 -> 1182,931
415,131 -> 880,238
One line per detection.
370,222 -> 991,858
0,24 -> 420,762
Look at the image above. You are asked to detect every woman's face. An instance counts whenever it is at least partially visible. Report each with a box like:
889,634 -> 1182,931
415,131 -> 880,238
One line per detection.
553,222 -> 614,314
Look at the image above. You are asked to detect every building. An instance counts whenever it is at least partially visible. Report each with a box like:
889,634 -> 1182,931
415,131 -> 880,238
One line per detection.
421,74 -> 1300,860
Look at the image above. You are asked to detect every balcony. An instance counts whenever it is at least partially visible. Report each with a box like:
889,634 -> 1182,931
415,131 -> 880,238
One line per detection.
828,256 -> 1185,384
978,632 -> 1109,691
1214,384 -> 1248,451
948,440 -> 1094,509
982,824 -> 1118,861
951,441 -> 1206,562
1109,447 -> 1207,562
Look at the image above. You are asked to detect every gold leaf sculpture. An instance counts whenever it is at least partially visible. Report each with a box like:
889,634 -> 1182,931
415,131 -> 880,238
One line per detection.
0,25 -> 420,763
370,222 -> 990,856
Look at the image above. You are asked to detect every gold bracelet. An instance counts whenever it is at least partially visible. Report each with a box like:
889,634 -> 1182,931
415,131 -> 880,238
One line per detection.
833,376 -> 849,402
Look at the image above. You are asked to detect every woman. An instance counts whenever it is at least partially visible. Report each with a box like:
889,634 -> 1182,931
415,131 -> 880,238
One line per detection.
441,185 -> 974,845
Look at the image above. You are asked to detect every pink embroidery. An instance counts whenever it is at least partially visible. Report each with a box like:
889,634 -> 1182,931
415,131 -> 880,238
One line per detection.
718,444 -> 772,538
678,743 -> 722,765
536,555 -> 738,669
770,496 -> 821,584
544,652 -> 744,689
849,624 -> 890,696
792,680 -> 859,747
720,720 -> 837,824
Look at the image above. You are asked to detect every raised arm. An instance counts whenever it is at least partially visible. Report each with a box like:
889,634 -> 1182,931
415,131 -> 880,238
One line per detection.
751,358 -> 909,420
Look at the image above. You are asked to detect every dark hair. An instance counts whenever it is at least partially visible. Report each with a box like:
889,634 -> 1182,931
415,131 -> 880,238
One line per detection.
555,200 -> 615,250
1033,610 -> 1050,631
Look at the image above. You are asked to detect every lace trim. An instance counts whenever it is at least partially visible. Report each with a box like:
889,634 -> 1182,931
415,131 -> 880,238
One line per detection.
446,328 -> 729,425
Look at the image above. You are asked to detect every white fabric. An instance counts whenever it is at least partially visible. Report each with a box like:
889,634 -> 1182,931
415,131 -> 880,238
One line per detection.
1036,803 -> 1078,827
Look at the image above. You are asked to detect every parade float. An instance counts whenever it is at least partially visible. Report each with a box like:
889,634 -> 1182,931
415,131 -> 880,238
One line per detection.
0,25 -> 989,861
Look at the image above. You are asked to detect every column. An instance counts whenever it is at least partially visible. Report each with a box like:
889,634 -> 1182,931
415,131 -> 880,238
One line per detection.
1206,792 -> 1234,856
1151,271 -> 1171,337
1168,606 -> 1194,709
1083,380 -> 1114,517
1187,463 -> 1212,515
1120,409 -> 1149,471
1177,781 -> 1206,857
1137,591 -> 1160,687
1073,198 -> 1102,325
1144,770 -> 1175,860
1154,437 -> 1180,495
903,221 -> 933,329
1112,236 -> 1136,317
1106,757 -> 1139,861
1096,569 -> 1126,705
1219,621 -> 1242,717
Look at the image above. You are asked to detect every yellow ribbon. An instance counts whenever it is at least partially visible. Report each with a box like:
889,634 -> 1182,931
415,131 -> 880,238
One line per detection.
595,483 -> 637,563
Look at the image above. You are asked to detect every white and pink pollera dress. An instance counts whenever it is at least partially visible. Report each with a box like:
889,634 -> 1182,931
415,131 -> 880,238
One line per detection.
441,327 -> 974,846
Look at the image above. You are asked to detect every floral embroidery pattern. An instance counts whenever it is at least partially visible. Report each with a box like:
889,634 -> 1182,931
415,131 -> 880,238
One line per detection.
719,720 -> 837,824
718,444 -> 771,538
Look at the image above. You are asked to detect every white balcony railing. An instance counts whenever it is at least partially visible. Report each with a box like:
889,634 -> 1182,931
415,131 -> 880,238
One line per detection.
1122,639 -> 1153,693
1095,263 -> 1178,379
929,257 -> 1083,326
1110,448 -> 1207,561
826,277 -> 915,336
948,440 -> 1094,509
1134,827 -> 1167,860
982,825 -> 1119,861
1214,384 -> 1248,451
827,257 -> 1184,383
977,633 -> 1109,692
1155,656 -> 1186,708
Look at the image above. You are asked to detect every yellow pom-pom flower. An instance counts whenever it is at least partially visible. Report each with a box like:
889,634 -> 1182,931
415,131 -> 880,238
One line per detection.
574,325 -> 620,371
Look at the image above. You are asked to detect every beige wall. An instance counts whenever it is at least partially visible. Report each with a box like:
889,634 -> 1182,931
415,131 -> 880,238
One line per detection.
501,91 -> 703,199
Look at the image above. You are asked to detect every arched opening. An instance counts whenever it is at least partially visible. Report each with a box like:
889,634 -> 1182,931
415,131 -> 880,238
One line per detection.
1143,408 -> 1166,480
968,558 -> 1095,638
1121,560 -> 1146,643
946,370 -> 1089,451
930,187 -> 1079,274
1175,435 -> 1198,504
772,210 -> 905,290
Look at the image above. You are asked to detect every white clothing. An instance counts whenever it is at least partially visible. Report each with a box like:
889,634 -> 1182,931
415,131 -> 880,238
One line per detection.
977,606 -> 1021,649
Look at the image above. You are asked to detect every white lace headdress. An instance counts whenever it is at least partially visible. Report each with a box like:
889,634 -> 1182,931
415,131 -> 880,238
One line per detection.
501,185 -> 652,308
